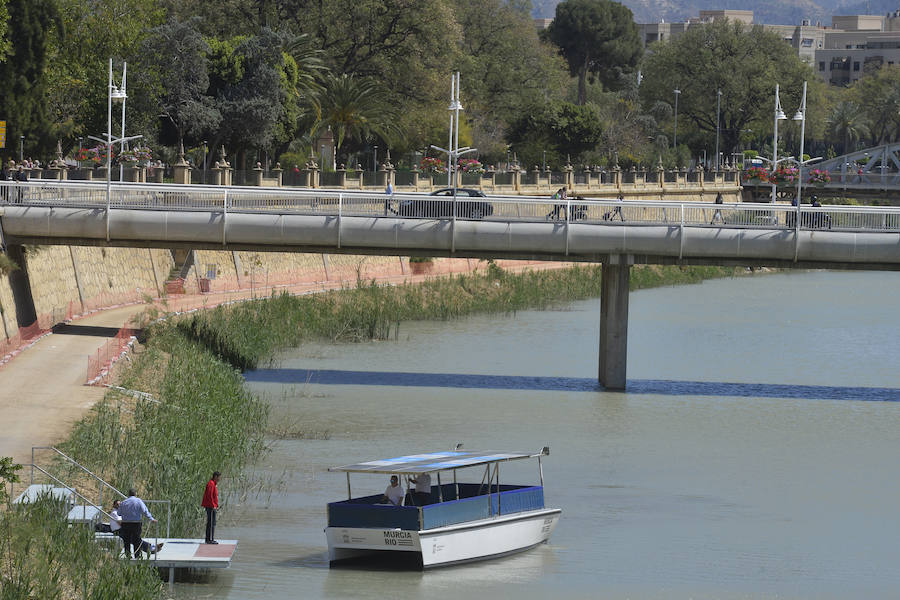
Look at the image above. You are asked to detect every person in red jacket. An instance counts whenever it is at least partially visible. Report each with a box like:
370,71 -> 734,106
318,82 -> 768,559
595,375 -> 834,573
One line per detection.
202,471 -> 221,544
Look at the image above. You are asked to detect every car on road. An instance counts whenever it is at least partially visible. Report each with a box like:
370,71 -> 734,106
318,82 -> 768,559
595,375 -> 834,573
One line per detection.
396,188 -> 494,220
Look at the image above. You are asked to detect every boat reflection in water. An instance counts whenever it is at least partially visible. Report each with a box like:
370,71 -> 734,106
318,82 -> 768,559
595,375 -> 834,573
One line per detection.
324,446 -> 561,569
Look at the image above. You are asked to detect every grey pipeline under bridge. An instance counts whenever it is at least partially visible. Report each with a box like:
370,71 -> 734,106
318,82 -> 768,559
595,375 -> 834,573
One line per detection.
1,180 -> 899,390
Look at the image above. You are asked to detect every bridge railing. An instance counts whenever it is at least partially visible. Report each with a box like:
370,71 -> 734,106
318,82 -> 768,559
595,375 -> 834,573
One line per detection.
2,181 -> 900,232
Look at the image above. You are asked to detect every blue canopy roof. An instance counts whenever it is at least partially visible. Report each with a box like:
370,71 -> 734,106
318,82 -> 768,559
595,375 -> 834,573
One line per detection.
328,449 -> 547,475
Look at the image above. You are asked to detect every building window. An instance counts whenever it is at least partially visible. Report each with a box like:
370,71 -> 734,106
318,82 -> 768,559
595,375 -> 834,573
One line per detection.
819,61 -> 825,71
801,38 -> 813,47
853,61 -> 860,71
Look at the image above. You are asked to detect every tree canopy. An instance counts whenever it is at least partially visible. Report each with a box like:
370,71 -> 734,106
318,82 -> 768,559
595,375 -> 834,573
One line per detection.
543,0 -> 641,105
640,20 -> 821,164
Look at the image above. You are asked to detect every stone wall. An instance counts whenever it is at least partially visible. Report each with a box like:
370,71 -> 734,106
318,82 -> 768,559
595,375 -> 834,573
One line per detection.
0,245 -> 497,352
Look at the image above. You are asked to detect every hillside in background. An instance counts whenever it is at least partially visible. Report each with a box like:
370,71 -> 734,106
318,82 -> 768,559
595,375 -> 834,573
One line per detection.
531,0 -> 889,27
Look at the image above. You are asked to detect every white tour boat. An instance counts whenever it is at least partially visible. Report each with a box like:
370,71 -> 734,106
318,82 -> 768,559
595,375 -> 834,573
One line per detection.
324,446 -> 561,568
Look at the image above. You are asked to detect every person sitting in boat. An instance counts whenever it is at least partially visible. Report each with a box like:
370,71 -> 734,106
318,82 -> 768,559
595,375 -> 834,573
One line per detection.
382,475 -> 405,506
408,472 -> 432,506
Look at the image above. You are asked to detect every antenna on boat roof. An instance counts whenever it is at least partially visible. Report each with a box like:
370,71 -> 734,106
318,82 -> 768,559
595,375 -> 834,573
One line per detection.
454,443 -> 464,451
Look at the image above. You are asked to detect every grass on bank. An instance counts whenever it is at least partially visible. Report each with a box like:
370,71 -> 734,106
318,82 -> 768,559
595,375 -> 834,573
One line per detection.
1,262 -> 743,598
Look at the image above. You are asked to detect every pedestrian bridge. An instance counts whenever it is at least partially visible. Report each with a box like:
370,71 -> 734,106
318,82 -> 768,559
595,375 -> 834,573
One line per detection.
794,143 -> 900,194
1,180 -> 899,271
3,180 -> 898,390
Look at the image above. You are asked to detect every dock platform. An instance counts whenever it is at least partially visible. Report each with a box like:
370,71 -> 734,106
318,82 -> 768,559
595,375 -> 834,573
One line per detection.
96,534 -> 237,582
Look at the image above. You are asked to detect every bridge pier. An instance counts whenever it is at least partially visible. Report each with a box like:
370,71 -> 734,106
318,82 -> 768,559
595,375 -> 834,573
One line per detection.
598,256 -> 631,390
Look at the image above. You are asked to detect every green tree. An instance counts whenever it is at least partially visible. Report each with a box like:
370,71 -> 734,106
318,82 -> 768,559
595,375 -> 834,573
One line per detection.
508,100 -> 605,166
0,0 -> 62,160
640,20 -> 819,163
134,19 -> 221,149
0,456 -> 21,504
314,73 -> 400,161
46,0 -> 165,145
542,0 -> 641,105
455,0 -> 568,159
827,100 -> 870,155
850,66 -> 900,146
0,0 -> 10,62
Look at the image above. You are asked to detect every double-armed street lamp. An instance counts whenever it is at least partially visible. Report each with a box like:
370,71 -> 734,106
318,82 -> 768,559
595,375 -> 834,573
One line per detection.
715,89 -> 722,170
673,89 -> 681,149
431,72 -> 476,193
755,84 -> 792,203
791,81 -> 821,226
88,58 -> 141,238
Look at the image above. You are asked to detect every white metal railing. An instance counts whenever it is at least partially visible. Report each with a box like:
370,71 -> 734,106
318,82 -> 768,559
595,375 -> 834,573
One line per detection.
1,180 -> 900,232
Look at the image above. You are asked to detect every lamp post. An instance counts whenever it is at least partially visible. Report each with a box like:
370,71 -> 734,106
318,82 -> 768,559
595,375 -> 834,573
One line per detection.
373,145 -> 378,174
118,61 -> 127,182
673,89 -> 681,149
542,150 -> 546,171
771,83 -> 787,203
430,71 -> 476,195
791,81 -> 821,223
19,135 -> 24,163
715,89 -> 722,170
202,140 -> 208,183
793,81 -> 807,221
106,59 -> 128,209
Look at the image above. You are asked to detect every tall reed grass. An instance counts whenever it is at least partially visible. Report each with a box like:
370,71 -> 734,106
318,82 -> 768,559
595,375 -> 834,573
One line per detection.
0,497 -> 162,599
177,263 -> 741,371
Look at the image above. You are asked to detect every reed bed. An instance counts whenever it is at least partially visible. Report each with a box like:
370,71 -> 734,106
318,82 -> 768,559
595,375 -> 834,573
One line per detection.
177,263 -> 741,371
0,497 -> 162,599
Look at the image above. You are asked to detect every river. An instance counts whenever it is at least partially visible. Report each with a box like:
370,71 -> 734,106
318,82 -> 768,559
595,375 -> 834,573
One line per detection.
178,270 -> 900,599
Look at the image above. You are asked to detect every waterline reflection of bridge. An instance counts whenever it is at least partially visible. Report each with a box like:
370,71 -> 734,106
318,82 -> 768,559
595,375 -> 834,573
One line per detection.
2,180 -> 899,390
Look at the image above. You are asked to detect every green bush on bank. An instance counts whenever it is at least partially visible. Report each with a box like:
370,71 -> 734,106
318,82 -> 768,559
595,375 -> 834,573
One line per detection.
0,497 -> 162,600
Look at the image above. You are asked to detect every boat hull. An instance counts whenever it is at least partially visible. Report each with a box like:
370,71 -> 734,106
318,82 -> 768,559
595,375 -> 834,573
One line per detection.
326,507 -> 561,568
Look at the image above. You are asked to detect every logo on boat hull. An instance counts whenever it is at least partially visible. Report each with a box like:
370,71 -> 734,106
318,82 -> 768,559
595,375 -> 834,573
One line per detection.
383,530 -> 414,546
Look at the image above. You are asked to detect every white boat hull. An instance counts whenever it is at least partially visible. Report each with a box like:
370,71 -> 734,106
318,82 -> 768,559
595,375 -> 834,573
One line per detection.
326,507 -> 561,568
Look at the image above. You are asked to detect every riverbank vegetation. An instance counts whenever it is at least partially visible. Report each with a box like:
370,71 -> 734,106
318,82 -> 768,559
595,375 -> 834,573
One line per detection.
0,263 -> 742,597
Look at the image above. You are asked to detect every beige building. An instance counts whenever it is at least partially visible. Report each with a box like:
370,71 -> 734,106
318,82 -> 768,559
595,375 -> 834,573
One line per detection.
637,9 -> 900,86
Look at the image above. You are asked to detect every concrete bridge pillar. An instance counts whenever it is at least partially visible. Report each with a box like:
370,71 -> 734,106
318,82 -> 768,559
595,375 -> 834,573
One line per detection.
599,256 -> 631,390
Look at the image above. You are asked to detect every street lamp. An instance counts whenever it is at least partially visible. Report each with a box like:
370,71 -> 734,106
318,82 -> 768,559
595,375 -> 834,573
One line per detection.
673,89 -> 681,149
771,83 -> 787,203
792,81 -> 821,223
202,140 -> 208,183
715,89 -> 722,170
19,135 -> 24,163
373,145 -> 378,173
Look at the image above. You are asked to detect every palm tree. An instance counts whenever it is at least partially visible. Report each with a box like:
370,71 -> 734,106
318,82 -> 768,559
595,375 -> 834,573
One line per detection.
827,101 -> 870,155
313,74 -> 402,157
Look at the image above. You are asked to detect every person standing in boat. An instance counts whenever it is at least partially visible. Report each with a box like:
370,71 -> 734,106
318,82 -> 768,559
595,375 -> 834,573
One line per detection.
382,475 -> 405,506
408,472 -> 432,505
202,471 -> 221,544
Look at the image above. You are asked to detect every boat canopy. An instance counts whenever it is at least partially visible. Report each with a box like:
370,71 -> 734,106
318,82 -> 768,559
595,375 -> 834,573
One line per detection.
328,448 -> 549,475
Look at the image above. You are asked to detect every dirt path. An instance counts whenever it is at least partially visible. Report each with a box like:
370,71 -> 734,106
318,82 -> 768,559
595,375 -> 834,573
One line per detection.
0,305 -> 148,466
